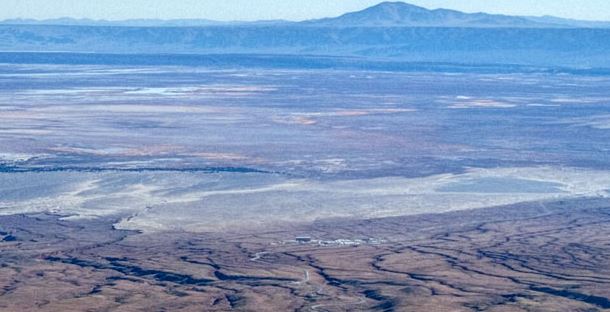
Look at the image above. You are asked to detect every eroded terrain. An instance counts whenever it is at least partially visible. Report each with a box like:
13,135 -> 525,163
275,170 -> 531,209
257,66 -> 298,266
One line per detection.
1,198 -> 610,311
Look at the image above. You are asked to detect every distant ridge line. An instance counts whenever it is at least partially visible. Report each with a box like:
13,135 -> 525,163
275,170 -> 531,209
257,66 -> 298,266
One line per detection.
2,1 -> 610,28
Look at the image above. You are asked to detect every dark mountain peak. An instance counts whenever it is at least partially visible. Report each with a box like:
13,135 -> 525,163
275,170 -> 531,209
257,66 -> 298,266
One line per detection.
366,1 -> 429,12
331,1 -> 435,25
307,1 -> 553,27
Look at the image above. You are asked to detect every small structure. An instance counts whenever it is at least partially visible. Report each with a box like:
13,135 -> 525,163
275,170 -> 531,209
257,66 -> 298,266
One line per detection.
296,236 -> 312,243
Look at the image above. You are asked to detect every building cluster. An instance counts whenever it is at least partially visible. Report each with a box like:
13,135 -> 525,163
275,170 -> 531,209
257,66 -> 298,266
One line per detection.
284,236 -> 386,246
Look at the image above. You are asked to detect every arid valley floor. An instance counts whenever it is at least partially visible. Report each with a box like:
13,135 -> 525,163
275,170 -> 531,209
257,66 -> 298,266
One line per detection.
1,60 -> 610,311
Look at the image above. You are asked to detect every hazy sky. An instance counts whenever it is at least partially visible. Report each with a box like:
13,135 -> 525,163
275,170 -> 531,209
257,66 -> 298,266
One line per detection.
3,0 -> 610,21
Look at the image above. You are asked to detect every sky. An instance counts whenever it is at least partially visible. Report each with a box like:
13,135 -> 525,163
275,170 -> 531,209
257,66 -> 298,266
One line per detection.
2,0 -> 610,22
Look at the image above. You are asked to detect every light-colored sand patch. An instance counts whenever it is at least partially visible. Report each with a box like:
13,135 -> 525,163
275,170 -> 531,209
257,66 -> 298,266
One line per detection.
272,116 -> 318,126
123,85 -> 276,96
273,108 -> 415,125
0,153 -> 46,163
2,166 -> 608,233
21,85 -> 276,98
49,145 -> 184,157
32,104 -> 229,114
527,104 -> 561,107
119,166 -> 610,232
449,99 -> 517,109
190,152 -> 251,161
549,97 -> 607,104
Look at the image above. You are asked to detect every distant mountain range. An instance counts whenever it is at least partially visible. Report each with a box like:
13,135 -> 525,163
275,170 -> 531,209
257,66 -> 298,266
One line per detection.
0,18 -> 289,27
3,2 -> 610,28
1,1 -> 610,68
